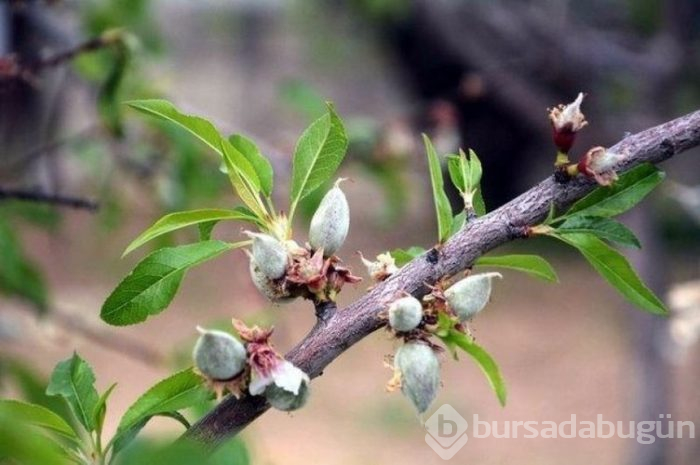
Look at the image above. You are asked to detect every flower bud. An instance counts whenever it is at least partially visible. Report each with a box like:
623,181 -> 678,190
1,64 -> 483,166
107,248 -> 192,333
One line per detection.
394,342 -> 440,414
309,179 -> 349,256
244,231 -> 288,279
265,376 -> 310,412
360,251 -> 398,282
577,146 -> 620,186
193,327 -> 246,381
548,92 -> 587,153
444,272 -> 502,321
388,296 -> 423,332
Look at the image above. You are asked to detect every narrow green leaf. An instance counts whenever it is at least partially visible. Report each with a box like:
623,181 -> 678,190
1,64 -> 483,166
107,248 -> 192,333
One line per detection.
45,353 -> 100,432
112,369 -> 209,453
101,241 -> 235,326
220,138 -> 267,218
289,103 -> 348,218
93,383 -> 117,439
467,149 -> 483,192
126,99 -> 224,157
123,208 -> 260,256
475,254 -> 558,282
557,216 -> 641,248
198,221 -> 217,241
565,164 -> 665,218
229,134 -> 274,197
423,135 -> 452,243
390,246 -> 427,267
446,154 -> 466,193
0,400 -> 78,440
444,331 -> 507,406
551,232 -> 667,315
450,211 -> 466,237
0,414 -> 68,465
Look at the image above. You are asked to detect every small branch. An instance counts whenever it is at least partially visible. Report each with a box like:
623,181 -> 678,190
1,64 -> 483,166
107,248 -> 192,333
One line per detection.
185,109 -> 700,447
0,187 -> 99,211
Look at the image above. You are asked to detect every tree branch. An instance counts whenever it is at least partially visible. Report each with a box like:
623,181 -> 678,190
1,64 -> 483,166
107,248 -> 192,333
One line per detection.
185,109 -> 700,446
0,187 -> 99,211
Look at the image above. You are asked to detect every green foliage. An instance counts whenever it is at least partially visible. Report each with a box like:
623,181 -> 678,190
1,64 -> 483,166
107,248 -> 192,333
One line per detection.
446,148 -> 486,216
0,400 -> 78,441
557,216 -> 641,248
423,135 -> 452,243
289,103 -> 349,219
549,232 -> 666,315
229,135 -> 274,198
475,254 -> 558,282
390,246 -> 427,267
437,319 -> 507,407
101,241 -> 239,326
46,353 -> 100,432
111,369 -> 209,454
0,218 -> 48,313
562,163 -> 664,219
123,207 -> 260,256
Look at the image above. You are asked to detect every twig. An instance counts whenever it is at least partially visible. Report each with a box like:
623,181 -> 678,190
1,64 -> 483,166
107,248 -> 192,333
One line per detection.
184,109 -> 700,447
0,187 -> 99,211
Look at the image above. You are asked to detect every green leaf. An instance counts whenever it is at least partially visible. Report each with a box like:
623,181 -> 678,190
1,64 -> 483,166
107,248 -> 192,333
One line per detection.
390,246 -> 427,267
220,138 -> 268,219
126,99 -> 225,157
423,135 -> 452,243
229,134 -> 274,197
446,149 -> 485,216
97,37 -> 131,137
45,353 -> 100,432
126,99 -> 266,217
550,232 -> 667,315
450,211 -> 466,237
112,369 -> 209,453
442,330 -> 507,406
475,254 -> 558,282
93,383 -> 117,439
0,400 -> 78,440
0,414 -> 69,465
446,154 -> 466,193
0,218 -> 48,313
565,164 -> 665,218
289,103 -> 348,218
557,216 -> 641,248
101,241 -> 236,326
123,208 -> 260,256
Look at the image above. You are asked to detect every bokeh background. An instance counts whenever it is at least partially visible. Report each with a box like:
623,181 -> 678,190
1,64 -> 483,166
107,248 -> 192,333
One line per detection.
1,1 -> 700,464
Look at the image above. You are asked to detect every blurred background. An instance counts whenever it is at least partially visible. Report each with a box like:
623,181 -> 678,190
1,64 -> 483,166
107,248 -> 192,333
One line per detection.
1,0 -> 699,464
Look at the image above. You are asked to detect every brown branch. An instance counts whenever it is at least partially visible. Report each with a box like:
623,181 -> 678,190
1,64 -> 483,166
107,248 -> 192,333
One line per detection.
0,187 -> 99,211
185,109 -> 700,447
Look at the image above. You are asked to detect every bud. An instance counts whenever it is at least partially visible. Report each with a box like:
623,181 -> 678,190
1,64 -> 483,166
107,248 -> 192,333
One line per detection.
388,296 -> 423,332
394,342 -> 440,414
244,231 -> 288,279
360,251 -> 398,282
548,92 -> 587,153
309,179 -> 349,256
577,146 -> 620,186
193,327 -> 246,381
444,272 -> 502,321
265,375 -> 310,411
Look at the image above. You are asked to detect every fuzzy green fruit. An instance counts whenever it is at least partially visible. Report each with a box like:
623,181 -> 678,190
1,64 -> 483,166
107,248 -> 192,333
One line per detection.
395,342 -> 440,414
265,378 -> 310,412
245,231 -> 288,279
388,296 -> 423,332
309,180 -> 349,256
193,327 -> 247,381
249,259 -> 294,303
444,272 -> 502,321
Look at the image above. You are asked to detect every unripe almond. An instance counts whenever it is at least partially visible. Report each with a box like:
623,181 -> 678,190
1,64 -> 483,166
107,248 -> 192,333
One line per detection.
193,327 -> 246,381
265,377 -> 310,412
394,342 -> 440,414
249,258 -> 294,303
244,231 -> 288,279
388,296 -> 423,332
444,272 -> 502,321
309,179 -> 349,256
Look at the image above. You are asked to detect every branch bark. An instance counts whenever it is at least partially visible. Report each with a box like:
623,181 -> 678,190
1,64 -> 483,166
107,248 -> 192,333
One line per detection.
185,109 -> 700,446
